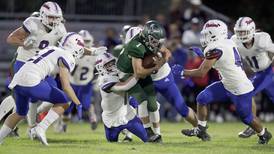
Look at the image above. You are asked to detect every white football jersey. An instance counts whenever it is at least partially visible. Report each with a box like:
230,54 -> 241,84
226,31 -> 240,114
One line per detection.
204,39 -> 254,95
98,74 -> 136,128
231,32 -> 274,72
124,26 -> 171,81
69,56 -> 96,85
16,17 -> 67,62
9,46 -> 75,88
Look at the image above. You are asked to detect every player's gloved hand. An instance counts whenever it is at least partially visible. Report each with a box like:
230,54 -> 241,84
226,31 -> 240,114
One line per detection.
23,36 -> 36,49
189,46 -> 204,58
91,46 -> 108,55
171,64 -> 184,79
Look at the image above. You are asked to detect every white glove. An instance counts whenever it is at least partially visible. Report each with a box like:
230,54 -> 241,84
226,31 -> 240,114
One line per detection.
91,46 -> 107,56
23,36 -> 36,48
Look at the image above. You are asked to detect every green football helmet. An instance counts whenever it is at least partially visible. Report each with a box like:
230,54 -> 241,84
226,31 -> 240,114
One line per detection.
141,20 -> 166,53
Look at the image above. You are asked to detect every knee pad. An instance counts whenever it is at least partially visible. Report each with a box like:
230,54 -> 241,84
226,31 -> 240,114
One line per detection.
138,101 -> 148,118
196,91 -> 210,105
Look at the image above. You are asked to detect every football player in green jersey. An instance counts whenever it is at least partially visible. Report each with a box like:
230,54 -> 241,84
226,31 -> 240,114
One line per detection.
117,20 -> 170,142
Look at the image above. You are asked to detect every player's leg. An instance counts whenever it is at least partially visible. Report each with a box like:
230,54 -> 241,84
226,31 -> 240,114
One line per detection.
126,116 -> 148,142
26,81 -> 70,145
229,91 -> 272,144
182,81 -> 229,141
141,77 -> 162,142
0,96 -> 16,121
154,73 -> 197,127
128,83 -> 154,137
104,125 -> 122,142
238,97 -> 257,138
0,89 -> 30,144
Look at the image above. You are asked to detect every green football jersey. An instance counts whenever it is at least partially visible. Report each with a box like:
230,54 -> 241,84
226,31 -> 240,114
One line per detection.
117,36 -> 151,73
112,44 -> 124,58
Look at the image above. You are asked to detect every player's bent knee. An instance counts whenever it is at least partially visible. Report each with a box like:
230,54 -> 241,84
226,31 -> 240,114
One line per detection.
196,92 -> 210,105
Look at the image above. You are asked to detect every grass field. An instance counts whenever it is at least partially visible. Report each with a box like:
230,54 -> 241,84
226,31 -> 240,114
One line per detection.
0,122 -> 274,154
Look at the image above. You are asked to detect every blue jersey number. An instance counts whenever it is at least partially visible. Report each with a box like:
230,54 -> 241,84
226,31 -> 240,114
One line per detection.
246,56 -> 259,69
80,67 -> 89,80
71,65 -> 90,81
233,47 -> 242,67
28,49 -> 54,64
38,40 -> 49,49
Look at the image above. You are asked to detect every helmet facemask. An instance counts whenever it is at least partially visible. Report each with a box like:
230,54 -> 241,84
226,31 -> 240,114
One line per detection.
103,59 -> 118,75
234,29 -> 254,43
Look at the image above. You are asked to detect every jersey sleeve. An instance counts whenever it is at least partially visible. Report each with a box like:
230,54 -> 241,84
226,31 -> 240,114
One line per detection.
22,17 -> 38,34
58,53 -> 76,72
259,32 -> 274,53
99,75 -> 119,93
127,41 -> 146,59
205,48 -> 223,60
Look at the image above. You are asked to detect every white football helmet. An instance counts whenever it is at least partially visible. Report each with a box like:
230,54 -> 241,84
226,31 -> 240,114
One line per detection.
59,32 -> 85,59
200,19 -> 228,47
95,52 -> 118,76
40,1 -> 63,29
78,30 -> 94,48
120,25 -> 131,43
125,26 -> 142,44
234,17 -> 256,43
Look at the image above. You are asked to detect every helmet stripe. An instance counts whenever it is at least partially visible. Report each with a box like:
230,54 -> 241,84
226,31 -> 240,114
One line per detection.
62,32 -> 77,46
53,2 -> 59,13
239,17 -> 244,27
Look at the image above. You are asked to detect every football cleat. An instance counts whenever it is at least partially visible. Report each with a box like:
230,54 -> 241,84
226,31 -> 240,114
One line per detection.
181,125 -> 211,141
238,127 -> 256,138
122,136 -> 133,142
148,134 -> 162,143
8,127 -> 20,138
258,128 -> 272,144
31,127 -> 48,146
145,127 -> 155,138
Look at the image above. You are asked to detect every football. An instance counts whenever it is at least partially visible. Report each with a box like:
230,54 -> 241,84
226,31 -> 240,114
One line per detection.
142,53 -> 157,68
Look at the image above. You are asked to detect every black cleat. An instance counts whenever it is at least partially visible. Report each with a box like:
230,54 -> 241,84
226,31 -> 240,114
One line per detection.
8,127 -> 20,138
148,134 -> 162,143
258,128 -> 272,144
238,127 -> 256,138
145,127 -> 155,138
181,127 -> 199,137
91,121 -> 98,130
122,136 -> 133,142
196,125 -> 211,141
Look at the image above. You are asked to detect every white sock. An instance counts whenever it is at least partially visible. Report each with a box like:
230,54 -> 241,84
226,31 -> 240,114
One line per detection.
143,123 -> 152,128
0,125 -> 12,143
0,96 -> 15,121
198,120 -> 207,127
37,102 -> 53,113
258,128 -> 265,136
154,127 -> 161,135
37,109 -> 59,131
27,103 -> 39,127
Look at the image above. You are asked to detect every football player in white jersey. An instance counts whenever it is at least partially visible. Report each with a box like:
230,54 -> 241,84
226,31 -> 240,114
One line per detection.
67,30 -> 98,129
232,17 -> 274,138
96,52 -> 148,142
172,19 -> 272,144
2,1 -> 67,133
125,27 -> 198,138
0,32 -> 84,146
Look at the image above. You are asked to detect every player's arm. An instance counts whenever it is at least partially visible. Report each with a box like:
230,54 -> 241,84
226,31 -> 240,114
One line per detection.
159,46 -> 172,61
83,46 -> 107,56
110,76 -> 138,92
132,56 -> 164,79
6,27 -> 29,46
184,58 -> 216,77
58,60 -> 81,105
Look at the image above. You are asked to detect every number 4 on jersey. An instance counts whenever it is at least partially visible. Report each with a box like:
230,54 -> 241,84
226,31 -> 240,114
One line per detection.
233,47 -> 242,67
